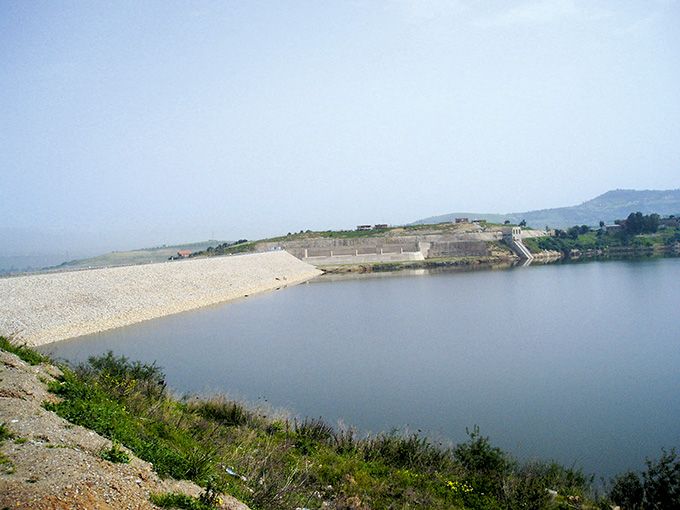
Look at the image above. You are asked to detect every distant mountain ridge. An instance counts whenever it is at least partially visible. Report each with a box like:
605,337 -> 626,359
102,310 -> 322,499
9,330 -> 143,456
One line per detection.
413,189 -> 680,229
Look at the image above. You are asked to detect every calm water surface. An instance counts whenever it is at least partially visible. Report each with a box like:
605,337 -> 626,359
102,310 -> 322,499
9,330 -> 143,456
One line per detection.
45,258 -> 680,477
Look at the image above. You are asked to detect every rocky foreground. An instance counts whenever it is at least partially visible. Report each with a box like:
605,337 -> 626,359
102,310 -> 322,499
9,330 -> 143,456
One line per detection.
0,349 -> 250,509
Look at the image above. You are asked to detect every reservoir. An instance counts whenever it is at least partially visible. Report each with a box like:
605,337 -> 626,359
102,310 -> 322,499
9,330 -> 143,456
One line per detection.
45,257 -> 680,478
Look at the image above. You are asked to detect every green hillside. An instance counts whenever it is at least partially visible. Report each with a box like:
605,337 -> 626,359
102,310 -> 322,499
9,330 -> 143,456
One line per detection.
414,189 -> 680,229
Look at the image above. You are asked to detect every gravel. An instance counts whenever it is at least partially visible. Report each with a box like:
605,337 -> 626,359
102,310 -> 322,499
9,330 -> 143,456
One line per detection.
0,251 -> 321,347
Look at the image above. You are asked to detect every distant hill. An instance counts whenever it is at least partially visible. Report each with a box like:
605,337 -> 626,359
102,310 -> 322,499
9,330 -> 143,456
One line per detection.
413,189 -> 680,229
50,240 -> 228,271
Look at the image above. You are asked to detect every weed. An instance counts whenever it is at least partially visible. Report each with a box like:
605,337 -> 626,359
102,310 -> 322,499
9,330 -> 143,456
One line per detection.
333,427 -> 359,455
0,423 -> 15,474
454,425 -> 510,496
198,475 -> 227,507
0,336 -> 49,365
150,492 -> 216,510
100,442 -> 131,464
85,351 -> 166,400
0,423 -> 14,442
0,452 -> 14,474
190,398 -> 255,427
363,431 -> 453,472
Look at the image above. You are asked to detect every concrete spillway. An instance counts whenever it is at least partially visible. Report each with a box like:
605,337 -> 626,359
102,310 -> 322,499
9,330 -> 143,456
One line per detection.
503,227 -> 534,261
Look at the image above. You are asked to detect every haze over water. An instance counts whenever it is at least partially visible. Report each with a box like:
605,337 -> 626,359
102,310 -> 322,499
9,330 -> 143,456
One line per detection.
46,258 -> 680,478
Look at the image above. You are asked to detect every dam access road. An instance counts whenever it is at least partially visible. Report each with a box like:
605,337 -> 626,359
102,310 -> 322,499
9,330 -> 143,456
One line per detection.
0,251 -> 321,347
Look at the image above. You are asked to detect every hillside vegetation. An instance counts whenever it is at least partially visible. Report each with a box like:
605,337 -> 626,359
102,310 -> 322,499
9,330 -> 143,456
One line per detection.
523,213 -> 680,257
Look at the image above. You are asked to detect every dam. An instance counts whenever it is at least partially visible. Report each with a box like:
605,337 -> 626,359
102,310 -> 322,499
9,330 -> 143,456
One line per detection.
0,251 -> 321,346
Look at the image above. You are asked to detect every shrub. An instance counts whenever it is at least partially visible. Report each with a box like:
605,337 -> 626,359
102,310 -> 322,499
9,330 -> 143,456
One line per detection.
503,461 -> 589,509
453,426 -> 511,495
86,351 -> 166,399
642,448 -> 680,508
610,471 -> 643,509
190,398 -> 254,427
295,417 -> 335,443
363,432 -> 453,472
609,448 -> 680,509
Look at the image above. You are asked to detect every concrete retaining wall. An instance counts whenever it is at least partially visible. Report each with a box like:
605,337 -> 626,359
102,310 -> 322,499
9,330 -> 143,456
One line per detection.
249,229 -> 543,266
426,241 -> 491,258
304,251 -> 425,266
256,235 -> 503,261
257,239 -> 419,259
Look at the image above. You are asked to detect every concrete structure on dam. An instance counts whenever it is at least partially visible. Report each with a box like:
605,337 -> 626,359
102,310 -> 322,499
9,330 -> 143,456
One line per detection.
252,225 -> 546,267
502,227 -> 534,261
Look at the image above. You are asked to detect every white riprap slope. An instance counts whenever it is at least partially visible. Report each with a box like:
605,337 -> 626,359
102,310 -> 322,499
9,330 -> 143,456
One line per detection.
0,251 -> 321,346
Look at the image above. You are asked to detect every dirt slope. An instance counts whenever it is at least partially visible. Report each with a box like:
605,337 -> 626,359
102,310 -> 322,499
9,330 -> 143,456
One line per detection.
0,350 -> 249,510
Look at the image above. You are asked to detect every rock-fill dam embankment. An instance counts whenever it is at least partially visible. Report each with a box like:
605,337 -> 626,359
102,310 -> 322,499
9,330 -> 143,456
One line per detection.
0,251 -> 322,347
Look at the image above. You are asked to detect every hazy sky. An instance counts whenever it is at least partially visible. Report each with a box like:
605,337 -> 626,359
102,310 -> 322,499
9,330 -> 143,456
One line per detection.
2,0 -> 679,255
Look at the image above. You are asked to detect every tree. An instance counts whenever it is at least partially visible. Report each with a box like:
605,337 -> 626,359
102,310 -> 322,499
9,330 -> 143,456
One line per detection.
623,212 -> 660,236
626,212 -> 644,235
519,219 -> 527,227
610,471 -> 643,509
567,226 -> 580,239
609,448 -> 680,509
643,214 -> 660,233
642,448 -> 680,508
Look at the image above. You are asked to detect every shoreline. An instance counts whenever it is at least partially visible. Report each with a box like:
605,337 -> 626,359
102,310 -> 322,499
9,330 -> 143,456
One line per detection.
315,250 -> 678,275
0,251 -> 321,347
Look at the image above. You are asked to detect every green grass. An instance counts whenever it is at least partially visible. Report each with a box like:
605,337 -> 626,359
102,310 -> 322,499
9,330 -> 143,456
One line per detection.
0,336 -> 49,365
44,365 -> 214,482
